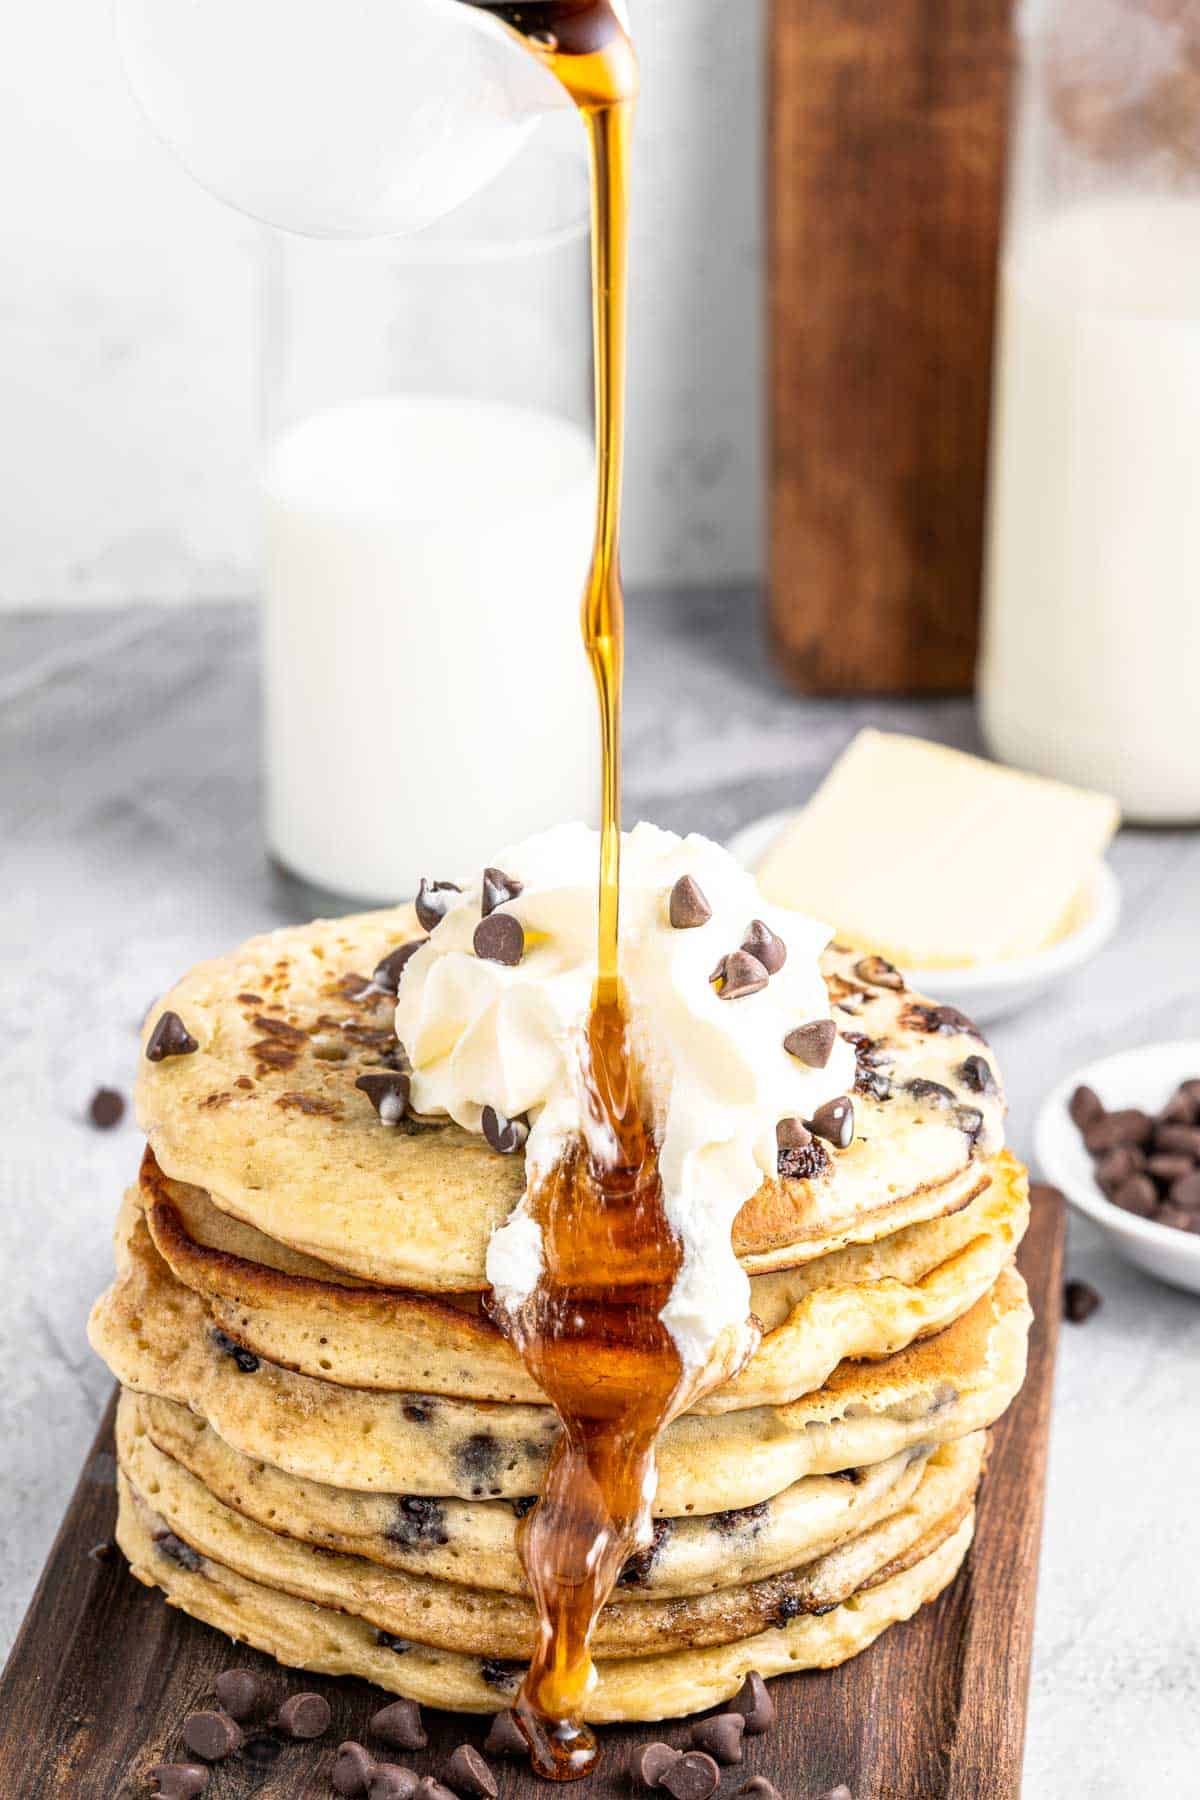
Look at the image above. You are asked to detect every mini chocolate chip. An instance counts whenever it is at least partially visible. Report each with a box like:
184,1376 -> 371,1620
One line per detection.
777,1116 -> 812,1152
631,1743 -> 682,1790
370,1771 -> 420,1800
958,1055 -> 996,1096
738,1781 -> 782,1800
1064,1280 -> 1102,1324
741,919 -> 787,974
182,1711 -> 243,1762
415,1781 -> 459,1800
369,1698 -> 428,1752
855,954 -> 904,990
669,875 -> 712,929
415,879 -> 462,932
808,1095 -> 855,1149
153,1530 -> 203,1573
210,1328 -> 260,1374
479,1658 -> 524,1692
88,1539 -> 116,1564
373,941 -> 426,994
731,1670 -> 776,1735
1154,1123 -> 1200,1158
473,912 -> 525,967
333,1742 -> 378,1797
146,1011 -> 198,1062
783,1020 -> 836,1067
1069,1084 -> 1104,1128
88,1086 -> 125,1129
481,1105 -> 529,1155
1148,1154 -> 1197,1185
482,867 -> 524,916
483,1710 -> 528,1757
446,1744 -> 498,1798
661,1751 -> 721,1800
275,1691 -> 331,1739
356,1071 -> 411,1126
1095,1145 -> 1147,1193
1083,1110 -> 1155,1153
1172,1170 -> 1200,1210
906,1078 -> 955,1107
148,1765 -> 209,1798
955,1104 -> 985,1142
375,1630 -> 415,1653
214,1669 -> 272,1722
714,949 -> 770,1000
1111,1174 -> 1157,1218
690,1713 -> 746,1765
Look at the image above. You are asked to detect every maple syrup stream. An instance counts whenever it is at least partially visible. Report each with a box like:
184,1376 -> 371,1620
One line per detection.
466,2 -> 696,1779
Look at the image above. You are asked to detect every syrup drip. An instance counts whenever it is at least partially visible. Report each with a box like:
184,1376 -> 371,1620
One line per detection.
464,1 -> 692,1780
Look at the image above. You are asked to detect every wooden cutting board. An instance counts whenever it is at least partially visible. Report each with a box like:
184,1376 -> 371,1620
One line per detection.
0,1187 -> 1063,1800
768,0 -> 1015,694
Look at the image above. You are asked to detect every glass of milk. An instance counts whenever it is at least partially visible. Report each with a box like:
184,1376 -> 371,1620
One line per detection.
260,148 -> 599,903
979,0 -> 1200,822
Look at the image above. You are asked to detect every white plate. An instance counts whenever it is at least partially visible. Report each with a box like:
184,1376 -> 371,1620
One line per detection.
726,806 -> 1120,1027
1035,1042 -> 1200,1296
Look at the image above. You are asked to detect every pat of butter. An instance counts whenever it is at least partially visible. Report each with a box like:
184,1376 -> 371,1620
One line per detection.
756,731 -> 1119,969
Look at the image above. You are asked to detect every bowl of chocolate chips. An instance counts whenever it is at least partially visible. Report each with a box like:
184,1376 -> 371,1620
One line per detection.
1036,1042 -> 1200,1295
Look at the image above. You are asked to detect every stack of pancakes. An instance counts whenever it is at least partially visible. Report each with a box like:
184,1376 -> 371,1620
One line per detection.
89,909 -> 1032,1724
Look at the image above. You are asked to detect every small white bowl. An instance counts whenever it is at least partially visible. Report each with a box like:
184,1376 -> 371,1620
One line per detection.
725,806 -> 1120,1027
1035,1042 -> 1200,1296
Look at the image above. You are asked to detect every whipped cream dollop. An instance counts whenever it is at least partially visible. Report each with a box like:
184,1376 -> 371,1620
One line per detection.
394,822 -> 856,1371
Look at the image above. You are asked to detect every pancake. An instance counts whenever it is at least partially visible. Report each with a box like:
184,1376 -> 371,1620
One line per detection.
89,1212 -> 1030,1512
117,1414 -> 981,1658
133,1391 -> 983,1599
116,1475 -> 975,1721
141,1151 -> 1026,1413
134,910 -> 1006,1290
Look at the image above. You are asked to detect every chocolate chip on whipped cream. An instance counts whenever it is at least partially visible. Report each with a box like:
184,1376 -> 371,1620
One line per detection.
741,919 -> 787,974
481,867 -> 524,917
473,912 -> 525,967
784,1019 -> 837,1067
808,1095 -> 855,1149
356,1072 -> 411,1126
415,879 -> 462,933
776,1116 -> 813,1152
712,949 -> 770,1000
372,941 -> 426,994
481,1105 -> 529,1155
146,1010 -> 198,1062
668,873 -> 712,928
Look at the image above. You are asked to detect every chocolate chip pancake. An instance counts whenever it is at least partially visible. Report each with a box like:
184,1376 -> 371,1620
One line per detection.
88,1209 -> 1030,1513
130,1391 -> 978,1599
116,1476 -> 975,1722
134,910 -> 1005,1290
116,1409 -> 981,1658
139,1147 -> 1027,1413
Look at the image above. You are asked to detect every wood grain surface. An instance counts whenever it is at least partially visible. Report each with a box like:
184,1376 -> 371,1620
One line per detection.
0,1187 -> 1063,1800
768,0 -> 1015,693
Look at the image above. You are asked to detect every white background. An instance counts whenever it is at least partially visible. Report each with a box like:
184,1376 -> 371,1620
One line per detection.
0,0 -> 765,609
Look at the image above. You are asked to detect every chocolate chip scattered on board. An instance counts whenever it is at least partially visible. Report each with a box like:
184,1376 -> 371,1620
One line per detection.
214,1669 -> 272,1723
275,1691 -> 331,1739
731,1670 -> 776,1734
370,1770 -> 420,1800
181,1711 -> 243,1762
445,1744 -> 498,1798
369,1699 -> 428,1752
148,1765 -> 209,1798
482,1710 -> 527,1757
332,1742 -> 378,1797
689,1713 -> 746,1764
661,1751 -> 721,1800
631,1743 -> 682,1790
88,1086 -> 125,1129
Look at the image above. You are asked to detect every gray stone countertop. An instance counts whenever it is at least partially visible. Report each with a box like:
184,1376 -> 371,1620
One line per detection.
3,594 -> 1198,1796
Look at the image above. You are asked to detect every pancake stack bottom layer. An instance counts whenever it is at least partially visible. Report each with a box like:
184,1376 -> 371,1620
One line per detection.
89,907 -> 1033,1723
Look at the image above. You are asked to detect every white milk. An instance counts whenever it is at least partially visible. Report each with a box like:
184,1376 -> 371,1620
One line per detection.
980,197 -> 1200,821
263,394 -> 599,900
